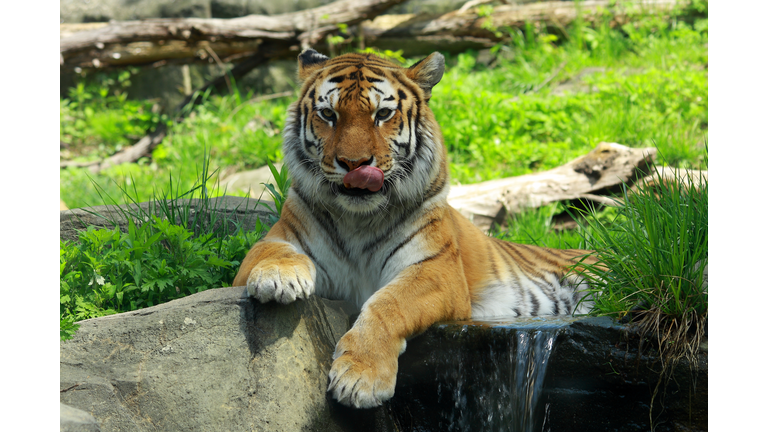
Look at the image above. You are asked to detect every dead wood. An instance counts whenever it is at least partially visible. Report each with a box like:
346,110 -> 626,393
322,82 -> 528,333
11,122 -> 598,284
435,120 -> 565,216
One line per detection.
632,167 -> 708,193
360,0 -> 681,56
61,0 -> 409,173
60,0 -> 681,69
60,0 -> 408,69
447,142 -> 657,231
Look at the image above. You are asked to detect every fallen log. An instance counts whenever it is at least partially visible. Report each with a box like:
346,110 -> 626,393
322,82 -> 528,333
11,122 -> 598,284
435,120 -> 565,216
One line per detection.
60,0 -> 681,68
447,142 -> 657,231
60,1 -> 406,173
60,0 -> 408,69
361,0 -> 681,56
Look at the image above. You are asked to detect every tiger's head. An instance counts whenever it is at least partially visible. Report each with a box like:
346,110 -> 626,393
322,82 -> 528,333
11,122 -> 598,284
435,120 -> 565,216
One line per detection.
283,49 -> 448,215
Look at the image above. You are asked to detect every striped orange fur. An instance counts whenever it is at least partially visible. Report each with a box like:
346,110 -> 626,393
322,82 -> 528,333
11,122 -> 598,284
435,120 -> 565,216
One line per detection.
233,49 -> 597,408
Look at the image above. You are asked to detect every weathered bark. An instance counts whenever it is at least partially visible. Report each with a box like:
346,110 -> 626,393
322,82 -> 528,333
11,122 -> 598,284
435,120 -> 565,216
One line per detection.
632,166 -> 708,192
60,0 -> 680,69
447,142 -> 657,231
60,0 -> 408,69
361,0 -> 681,56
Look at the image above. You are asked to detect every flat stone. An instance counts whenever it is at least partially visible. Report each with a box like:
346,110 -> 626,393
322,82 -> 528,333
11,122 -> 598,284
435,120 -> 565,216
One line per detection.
59,195 -> 275,243
59,287 -> 388,432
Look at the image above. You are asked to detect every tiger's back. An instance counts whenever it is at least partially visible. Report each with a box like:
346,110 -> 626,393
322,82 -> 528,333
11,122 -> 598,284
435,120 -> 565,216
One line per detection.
233,50 -> 597,409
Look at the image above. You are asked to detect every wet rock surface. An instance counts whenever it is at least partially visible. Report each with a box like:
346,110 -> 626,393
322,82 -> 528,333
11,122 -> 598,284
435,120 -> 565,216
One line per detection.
387,316 -> 707,432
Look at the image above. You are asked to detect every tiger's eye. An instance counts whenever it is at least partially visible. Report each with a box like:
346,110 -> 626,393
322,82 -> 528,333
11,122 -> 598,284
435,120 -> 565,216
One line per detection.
320,108 -> 335,120
376,108 -> 392,119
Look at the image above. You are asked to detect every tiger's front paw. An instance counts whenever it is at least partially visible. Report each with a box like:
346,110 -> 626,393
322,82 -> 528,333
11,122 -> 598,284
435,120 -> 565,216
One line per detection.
246,258 -> 315,304
327,330 -> 400,409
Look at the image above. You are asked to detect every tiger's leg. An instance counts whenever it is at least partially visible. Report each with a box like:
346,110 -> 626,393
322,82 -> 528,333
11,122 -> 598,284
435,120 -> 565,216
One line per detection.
328,246 -> 471,408
232,218 -> 316,304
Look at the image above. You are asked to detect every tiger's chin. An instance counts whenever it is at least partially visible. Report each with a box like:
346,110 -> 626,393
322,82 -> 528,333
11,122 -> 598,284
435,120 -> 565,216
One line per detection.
333,187 -> 388,214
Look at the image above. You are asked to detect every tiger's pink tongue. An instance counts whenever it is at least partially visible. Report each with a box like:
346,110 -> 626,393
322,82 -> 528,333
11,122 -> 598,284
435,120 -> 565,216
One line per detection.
343,166 -> 384,192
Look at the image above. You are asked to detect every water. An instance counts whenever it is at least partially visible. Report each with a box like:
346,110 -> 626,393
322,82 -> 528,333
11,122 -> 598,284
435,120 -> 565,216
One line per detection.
391,317 -> 575,432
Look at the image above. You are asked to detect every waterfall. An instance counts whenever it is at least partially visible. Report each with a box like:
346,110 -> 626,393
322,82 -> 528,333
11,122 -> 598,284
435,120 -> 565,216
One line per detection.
438,326 -> 559,432
391,317 -> 575,432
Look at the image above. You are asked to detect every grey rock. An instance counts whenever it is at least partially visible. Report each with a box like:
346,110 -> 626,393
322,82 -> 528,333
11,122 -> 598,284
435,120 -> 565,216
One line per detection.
219,163 -> 282,199
61,403 -> 102,432
60,195 -> 275,243
60,287 -> 379,432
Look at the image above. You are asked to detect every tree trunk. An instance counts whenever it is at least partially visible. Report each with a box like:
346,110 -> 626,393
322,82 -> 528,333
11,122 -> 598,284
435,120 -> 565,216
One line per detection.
60,0 -> 408,69
360,0 -> 680,56
60,0 -> 681,68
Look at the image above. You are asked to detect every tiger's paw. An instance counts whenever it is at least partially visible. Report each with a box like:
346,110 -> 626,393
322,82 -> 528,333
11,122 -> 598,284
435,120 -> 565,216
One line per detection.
246,259 -> 315,304
327,331 -> 399,408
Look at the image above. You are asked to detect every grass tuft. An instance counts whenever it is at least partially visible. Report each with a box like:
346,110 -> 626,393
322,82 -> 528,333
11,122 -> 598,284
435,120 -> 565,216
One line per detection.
573,162 -> 708,429
60,156 -> 290,340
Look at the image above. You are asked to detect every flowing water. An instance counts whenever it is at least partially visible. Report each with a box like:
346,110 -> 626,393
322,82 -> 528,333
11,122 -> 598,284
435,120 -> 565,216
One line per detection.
391,317 -> 578,432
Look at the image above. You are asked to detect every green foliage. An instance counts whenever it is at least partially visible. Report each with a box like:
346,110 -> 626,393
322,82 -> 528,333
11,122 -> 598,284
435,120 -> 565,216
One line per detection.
435,18 -> 707,185
59,12 -> 708,343
59,155 -> 287,340
575,168 -> 708,320
260,160 -> 292,226
60,69 -> 168,159
490,203 -> 586,250
61,13 -> 707,210
59,217 -> 263,335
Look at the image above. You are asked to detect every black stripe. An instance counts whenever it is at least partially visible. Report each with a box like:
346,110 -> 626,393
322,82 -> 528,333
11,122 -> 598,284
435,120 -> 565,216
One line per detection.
381,217 -> 442,272
518,244 -> 567,272
365,66 -> 386,76
289,187 -> 348,261
360,208 -> 416,252
530,277 -> 558,309
423,171 -> 446,202
487,240 -> 499,280
496,241 -> 545,277
281,217 -> 329,282
492,239 -> 516,270
529,293 -> 540,316
411,241 -> 452,267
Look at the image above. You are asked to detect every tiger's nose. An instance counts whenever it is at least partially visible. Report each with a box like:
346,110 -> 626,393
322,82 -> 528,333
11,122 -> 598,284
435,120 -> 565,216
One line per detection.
336,156 -> 373,172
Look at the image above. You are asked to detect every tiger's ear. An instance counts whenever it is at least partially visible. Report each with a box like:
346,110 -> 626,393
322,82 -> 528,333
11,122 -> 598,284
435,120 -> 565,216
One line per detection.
406,52 -> 445,101
298,49 -> 330,82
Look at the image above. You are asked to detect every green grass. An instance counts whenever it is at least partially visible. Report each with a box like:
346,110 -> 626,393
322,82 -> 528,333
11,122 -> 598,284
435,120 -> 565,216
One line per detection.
572,164 -> 708,428
60,8 -> 708,350
60,8 -> 707,209
490,202 -> 587,250
59,159 -> 291,340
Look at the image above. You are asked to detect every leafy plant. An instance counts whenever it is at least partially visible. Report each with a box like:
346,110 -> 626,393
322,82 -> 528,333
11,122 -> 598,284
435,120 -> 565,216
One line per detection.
60,155 -> 277,340
573,164 -> 708,429
260,159 -> 292,225
61,68 -> 168,159
59,217 -> 263,338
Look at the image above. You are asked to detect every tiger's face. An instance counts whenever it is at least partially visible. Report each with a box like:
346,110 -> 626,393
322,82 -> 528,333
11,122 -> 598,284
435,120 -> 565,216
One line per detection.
283,50 -> 447,214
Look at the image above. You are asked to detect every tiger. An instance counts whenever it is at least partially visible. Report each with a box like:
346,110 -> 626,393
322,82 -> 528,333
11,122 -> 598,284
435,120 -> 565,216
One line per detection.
233,49 -> 598,409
